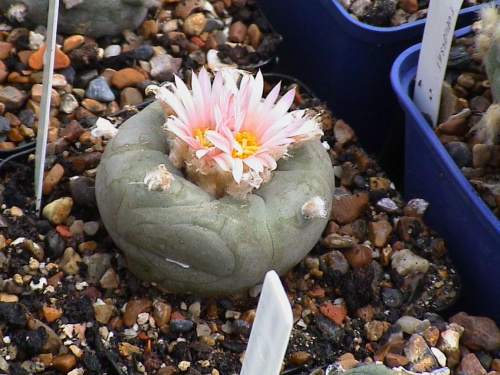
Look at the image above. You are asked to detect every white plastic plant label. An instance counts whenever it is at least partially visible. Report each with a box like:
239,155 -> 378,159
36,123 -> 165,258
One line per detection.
34,0 -> 59,214
240,270 -> 293,375
413,0 -> 463,127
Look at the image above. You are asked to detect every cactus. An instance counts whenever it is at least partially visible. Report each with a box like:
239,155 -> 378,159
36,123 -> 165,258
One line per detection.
472,4 -> 500,144
0,0 -> 158,38
95,100 -> 335,295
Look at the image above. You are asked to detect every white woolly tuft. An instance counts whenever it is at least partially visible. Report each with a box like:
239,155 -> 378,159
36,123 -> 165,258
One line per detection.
91,118 -> 118,138
7,3 -> 27,23
301,196 -> 327,219
476,4 -> 500,60
144,164 -> 174,192
471,103 -> 500,145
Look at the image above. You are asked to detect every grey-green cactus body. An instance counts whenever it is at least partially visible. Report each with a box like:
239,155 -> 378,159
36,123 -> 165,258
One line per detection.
96,101 -> 335,295
0,0 -> 156,38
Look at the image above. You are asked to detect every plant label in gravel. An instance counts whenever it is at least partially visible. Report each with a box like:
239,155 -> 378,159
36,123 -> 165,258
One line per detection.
414,0 -> 462,126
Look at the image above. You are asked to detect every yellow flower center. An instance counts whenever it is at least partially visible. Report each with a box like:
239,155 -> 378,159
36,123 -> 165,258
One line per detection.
232,131 -> 259,159
194,128 -> 213,149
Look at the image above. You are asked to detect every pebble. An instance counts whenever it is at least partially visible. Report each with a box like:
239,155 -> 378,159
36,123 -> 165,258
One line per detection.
69,176 -> 97,207
152,302 -> 172,327
42,197 -> 73,225
364,320 -> 390,341
63,34 -> 85,53
320,233 -> 353,249
28,319 -> 62,354
183,12 -> 207,37
60,93 -> 80,114
381,288 -> 404,308
42,306 -> 62,323
111,68 -> 146,89
315,314 -> 344,344
391,249 -> 430,275
28,43 -> 71,70
0,116 -> 11,133
333,119 -> 357,148
42,163 -> 65,195
170,319 -> 194,333
449,312 -> 500,351
61,120 -> 85,141
81,98 -> 107,114
444,141 -> 472,168
404,333 -> 439,372
229,21 -> 247,43
120,87 -> 143,108
396,316 -> 430,335
343,243 -> 372,268
319,250 -> 350,275
0,86 -> 26,111
83,221 -> 100,236
473,143 -> 492,168
149,54 -> 178,82
83,253 -> 112,285
85,76 -> 116,102
94,303 -> 115,324
174,0 -> 203,19
319,302 -> 347,325
104,44 -> 122,58
367,220 -> 392,247
123,299 -> 153,327
99,267 -> 119,289
403,198 -> 429,218
330,193 -> 369,224
58,247 -> 82,275
289,351 -> 312,365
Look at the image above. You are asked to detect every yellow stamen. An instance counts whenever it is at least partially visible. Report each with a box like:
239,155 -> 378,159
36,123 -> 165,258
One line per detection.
232,131 -> 259,159
193,128 -> 213,149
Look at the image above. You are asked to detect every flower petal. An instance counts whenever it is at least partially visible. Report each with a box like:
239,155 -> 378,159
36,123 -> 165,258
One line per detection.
205,129 -> 232,154
243,155 -> 264,173
232,158 -> 243,183
212,153 -> 234,171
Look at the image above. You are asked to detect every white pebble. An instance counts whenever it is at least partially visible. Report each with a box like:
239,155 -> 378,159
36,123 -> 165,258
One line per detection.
178,361 -> 191,371
30,277 -> 47,291
104,44 -> 121,58
431,347 -> 447,367
137,312 -> 150,326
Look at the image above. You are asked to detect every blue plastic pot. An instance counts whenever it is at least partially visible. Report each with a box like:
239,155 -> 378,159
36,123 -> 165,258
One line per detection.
256,0 -> 492,183
391,26 -> 500,322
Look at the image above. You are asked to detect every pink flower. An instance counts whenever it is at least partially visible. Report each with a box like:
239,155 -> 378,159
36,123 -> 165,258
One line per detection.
148,67 -> 322,199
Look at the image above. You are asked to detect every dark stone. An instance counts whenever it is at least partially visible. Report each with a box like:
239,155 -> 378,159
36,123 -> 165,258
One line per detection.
341,268 -> 374,313
74,69 -> 99,89
0,116 -> 11,133
69,177 -> 97,208
0,302 -> 27,326
64,295 -> 95,323
220,340 -> 246,353
44,230 -> 66,259
98,44 -> 154,70
381,288 -> 404,308
11,326 -> 47,357
85,76 -> 115,102
170,319 -> 194,333
82,350 -> 102,374
35,220 -> 52,235
17,108 -> 35,127
316,314 -> 345,345
232,319 -> 251,337
444,141 -> 472,168
58,66 -> 76,85
424,313 -> 447,331
448,45 -> 471,70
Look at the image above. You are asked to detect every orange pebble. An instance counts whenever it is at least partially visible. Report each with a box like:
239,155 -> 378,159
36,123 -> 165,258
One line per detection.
28,43 -> 71,70
55,225 -> 73,238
